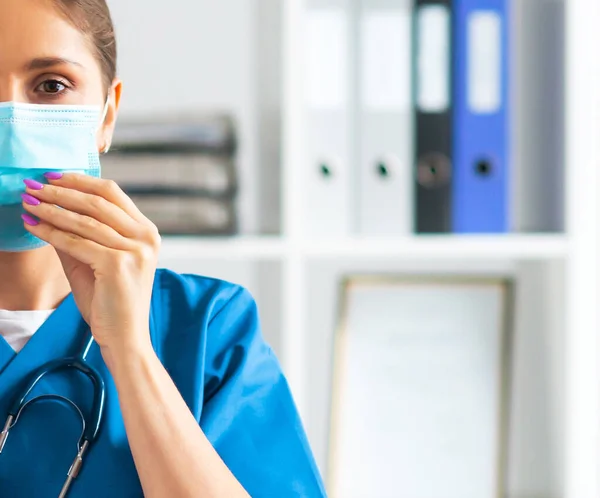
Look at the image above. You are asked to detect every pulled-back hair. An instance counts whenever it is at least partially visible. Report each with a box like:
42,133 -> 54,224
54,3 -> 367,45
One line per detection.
52,0 -> 117,91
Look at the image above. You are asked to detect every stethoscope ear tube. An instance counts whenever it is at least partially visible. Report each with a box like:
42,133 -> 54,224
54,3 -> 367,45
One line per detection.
0,415 -> 14,453
58,439 -> 91,498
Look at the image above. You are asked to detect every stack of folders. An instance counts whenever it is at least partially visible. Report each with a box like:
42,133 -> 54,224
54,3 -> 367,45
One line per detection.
306,0 -> 561,234
415,0 -> 509,234
101,115 -> 238,236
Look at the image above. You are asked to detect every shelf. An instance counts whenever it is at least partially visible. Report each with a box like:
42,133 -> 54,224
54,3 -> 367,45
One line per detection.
303,234 -> 569,260
158,234 -> 569,262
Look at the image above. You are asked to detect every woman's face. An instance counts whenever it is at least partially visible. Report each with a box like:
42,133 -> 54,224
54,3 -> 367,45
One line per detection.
0,0 -> 120,150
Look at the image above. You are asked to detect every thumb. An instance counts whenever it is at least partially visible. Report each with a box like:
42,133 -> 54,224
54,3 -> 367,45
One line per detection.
54,248 -> 94,324
55,249 -> 80,276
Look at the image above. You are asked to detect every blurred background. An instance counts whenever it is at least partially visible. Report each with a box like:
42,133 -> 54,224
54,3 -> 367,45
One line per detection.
105,0 -> 600,497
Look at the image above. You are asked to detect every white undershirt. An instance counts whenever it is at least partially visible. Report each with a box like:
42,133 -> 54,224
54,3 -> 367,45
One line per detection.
0,309 -> 55,353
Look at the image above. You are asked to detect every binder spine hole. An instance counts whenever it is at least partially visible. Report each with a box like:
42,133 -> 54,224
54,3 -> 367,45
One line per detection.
417,154 -> 451,188
319,163 -> 333,178
376,162 -> 390,179
475,160 -> 492,177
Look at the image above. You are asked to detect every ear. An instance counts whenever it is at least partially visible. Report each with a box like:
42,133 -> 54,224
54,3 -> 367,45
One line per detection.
97,78 -> 122,154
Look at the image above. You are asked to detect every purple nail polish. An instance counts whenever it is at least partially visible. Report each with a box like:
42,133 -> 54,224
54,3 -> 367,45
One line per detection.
23,179 -> 44,190
21,193 -> 41,206
44,171 -> 63,180
21,214 -> 39,226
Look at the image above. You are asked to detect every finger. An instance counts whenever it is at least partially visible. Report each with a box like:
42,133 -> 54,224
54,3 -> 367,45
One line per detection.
24,180 -> 142,239
22,194 -> 131,250
22,215 -> 112,267
43,172 -> 150,225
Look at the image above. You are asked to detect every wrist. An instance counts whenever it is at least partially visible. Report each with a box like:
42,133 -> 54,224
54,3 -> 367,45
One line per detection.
99,332 -> 155,374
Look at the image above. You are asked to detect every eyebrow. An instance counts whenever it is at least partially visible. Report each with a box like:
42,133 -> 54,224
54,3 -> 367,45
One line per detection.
25,57 -> 84,72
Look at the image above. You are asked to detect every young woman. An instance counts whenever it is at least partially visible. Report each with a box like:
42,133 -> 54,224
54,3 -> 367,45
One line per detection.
0,0 -> 325,496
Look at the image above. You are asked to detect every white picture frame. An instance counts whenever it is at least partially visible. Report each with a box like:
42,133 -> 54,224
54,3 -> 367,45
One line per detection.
327,275 -> 514,498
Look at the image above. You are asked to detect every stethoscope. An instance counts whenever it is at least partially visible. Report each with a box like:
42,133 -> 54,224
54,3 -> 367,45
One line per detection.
0,331 -> 106,498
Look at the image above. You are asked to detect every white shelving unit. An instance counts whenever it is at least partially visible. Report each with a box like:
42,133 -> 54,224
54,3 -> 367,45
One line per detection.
563,0 -> 600,495
280,2 -> 599,494
114,0 -> 600,495
159,234 -> 568,261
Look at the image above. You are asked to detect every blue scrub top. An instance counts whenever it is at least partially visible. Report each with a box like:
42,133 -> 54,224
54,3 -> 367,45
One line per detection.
0,269 -> 326,497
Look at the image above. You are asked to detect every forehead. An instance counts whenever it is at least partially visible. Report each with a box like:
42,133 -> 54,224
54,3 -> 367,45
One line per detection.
0,0 -> 96,70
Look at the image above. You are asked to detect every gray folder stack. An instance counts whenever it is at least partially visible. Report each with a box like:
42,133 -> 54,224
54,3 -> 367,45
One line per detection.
101,114 -> 238,235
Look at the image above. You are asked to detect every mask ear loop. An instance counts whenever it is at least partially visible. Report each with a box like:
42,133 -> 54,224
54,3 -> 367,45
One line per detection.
99,97 -> 112,155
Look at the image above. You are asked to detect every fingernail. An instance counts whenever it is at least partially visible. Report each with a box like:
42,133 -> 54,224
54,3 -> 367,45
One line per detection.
21,214 -> 39,226
21,193 -> 41,206
44,171 -> 63,180
23,179 -> 44,190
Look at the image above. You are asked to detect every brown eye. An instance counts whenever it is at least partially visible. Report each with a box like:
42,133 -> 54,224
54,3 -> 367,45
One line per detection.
38,79 -> 67,94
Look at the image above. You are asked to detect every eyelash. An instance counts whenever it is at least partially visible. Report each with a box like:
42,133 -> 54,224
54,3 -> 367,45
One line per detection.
34,78 -> 72,98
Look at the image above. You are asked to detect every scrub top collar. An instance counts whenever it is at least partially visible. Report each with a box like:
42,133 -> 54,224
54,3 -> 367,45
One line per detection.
0,293 -> 91,394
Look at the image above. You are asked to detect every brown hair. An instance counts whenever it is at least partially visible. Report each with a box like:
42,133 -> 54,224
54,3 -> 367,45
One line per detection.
52,0 -> 117,91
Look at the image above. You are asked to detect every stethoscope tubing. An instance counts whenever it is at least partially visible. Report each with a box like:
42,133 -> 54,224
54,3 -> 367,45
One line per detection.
0,331 -> 106,497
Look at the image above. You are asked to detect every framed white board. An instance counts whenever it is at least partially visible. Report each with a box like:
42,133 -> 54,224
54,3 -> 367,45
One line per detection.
327,276 -> 514,498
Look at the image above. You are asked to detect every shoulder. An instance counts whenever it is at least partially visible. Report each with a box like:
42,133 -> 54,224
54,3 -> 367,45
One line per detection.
151,268 -> 248,323
148,268 -> 263,372
148,268 -> 270,415
148,270 -> 325,495
149,267 -> 262,339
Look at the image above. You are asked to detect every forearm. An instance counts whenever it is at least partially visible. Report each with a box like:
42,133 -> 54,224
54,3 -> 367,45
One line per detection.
102,335 -> 249,498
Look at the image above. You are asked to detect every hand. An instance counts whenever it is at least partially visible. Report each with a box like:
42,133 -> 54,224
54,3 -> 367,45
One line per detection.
21,173 -> 161,354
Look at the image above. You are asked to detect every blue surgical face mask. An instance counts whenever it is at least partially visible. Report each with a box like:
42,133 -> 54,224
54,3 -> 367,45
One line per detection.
0,101 -> 108,252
